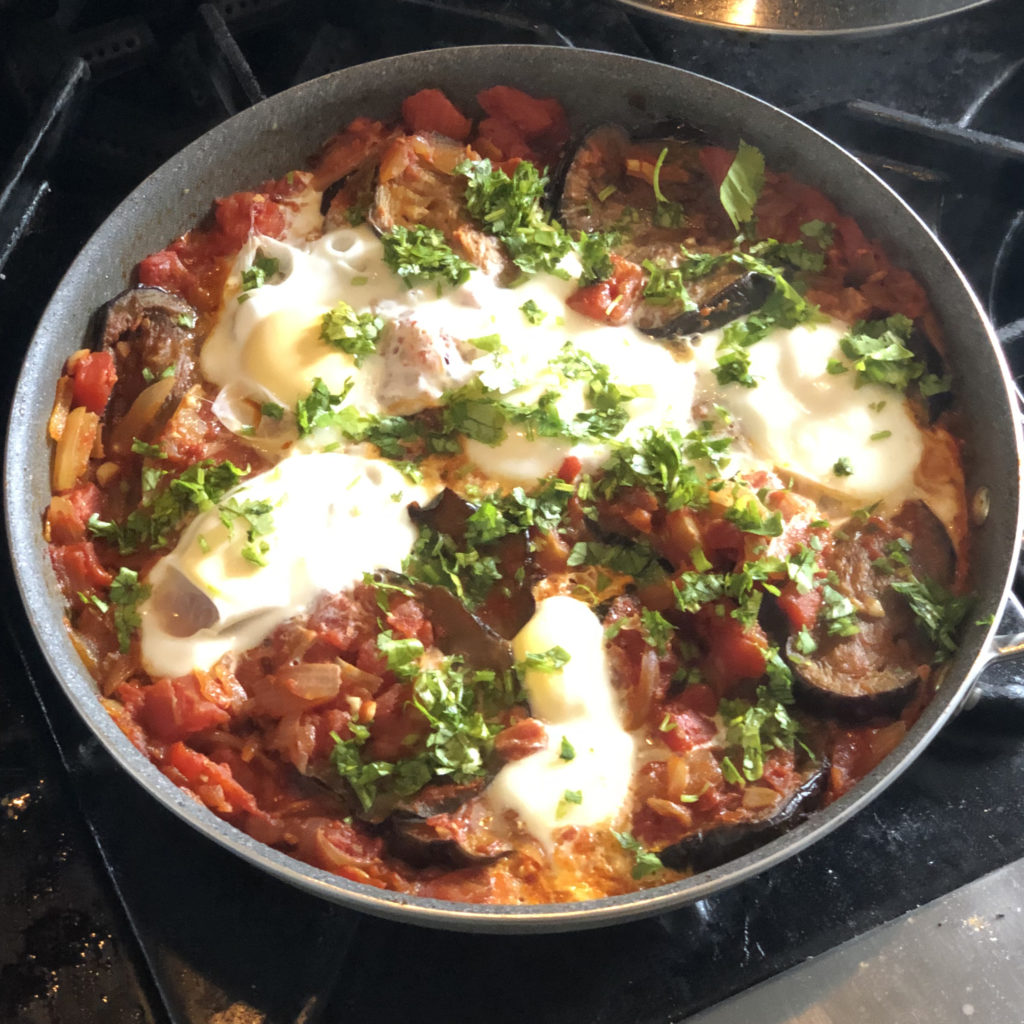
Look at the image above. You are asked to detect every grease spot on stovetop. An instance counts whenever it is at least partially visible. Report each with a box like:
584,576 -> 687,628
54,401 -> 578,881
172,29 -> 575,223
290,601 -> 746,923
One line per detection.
0,908 -> 116,1020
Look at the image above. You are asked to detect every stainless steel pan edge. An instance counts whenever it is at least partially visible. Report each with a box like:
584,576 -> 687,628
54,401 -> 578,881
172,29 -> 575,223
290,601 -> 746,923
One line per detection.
6,45 -> 1022,933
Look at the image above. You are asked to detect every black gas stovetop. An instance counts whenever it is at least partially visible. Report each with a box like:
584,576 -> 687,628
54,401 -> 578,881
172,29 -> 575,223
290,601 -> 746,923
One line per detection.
3,3 -> 1024,1022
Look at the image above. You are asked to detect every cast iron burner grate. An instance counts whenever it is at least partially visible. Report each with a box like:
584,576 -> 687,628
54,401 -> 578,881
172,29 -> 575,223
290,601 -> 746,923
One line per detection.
2,2 -> 1023,1022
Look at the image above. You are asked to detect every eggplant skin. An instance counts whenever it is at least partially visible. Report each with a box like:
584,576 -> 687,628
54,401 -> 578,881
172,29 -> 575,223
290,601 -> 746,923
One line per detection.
94,286 -> 200,423
387,780 -> 513,868
640,271 -> 775,339
786,637 -> 921,724
657,760 -> 829,874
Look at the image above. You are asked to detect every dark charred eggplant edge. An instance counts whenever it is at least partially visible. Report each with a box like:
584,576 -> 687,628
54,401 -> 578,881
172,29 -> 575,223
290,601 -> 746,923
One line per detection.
658,755 -> 829,874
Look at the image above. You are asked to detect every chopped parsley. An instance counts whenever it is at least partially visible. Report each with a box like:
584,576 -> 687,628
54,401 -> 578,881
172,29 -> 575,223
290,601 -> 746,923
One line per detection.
239,251 -> 279,299
330,654 -> 515,813
559,736 -> 576,761
518,646 -> 571,675
832,457 -> 854,477
320,300 -> 385,365
380,224 -> 475,289
641,259 -> 697,310
520,299 -> 546,325
612,830 -> 664,879
457,158 -> 571,277
718,651 -> 800,782
109,567 -> 150,653
576,231 -> 617,286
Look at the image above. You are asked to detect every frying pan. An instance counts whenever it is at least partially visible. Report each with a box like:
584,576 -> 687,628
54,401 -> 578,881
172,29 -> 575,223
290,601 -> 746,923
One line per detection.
611,0 -> 995,36
6,45 -> 1023,933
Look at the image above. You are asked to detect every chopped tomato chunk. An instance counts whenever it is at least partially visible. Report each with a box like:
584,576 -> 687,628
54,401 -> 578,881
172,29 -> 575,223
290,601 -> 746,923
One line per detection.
566,254 -> 644,325
776,582 -> 823,632
137,677 -> 231,742
70,352 -> 117,414
402,88 -> 472,141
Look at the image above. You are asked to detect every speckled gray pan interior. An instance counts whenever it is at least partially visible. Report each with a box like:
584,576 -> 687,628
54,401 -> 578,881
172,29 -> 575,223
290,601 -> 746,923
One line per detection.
6,45 -> 1022,933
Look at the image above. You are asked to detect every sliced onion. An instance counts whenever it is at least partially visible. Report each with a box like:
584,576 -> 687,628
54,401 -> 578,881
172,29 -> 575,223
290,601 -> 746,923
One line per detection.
48,375 -> 73,442
646,796 -> 694,826
280,662 -> 342,701
52,406 -> 98,492
741,785 -> 783,811
336,658 -> 383,691
108,374 -> 176,455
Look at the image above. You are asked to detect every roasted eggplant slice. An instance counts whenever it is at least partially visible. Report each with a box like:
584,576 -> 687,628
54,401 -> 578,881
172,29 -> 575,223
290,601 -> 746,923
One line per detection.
95,286 -> 200,428
370,132 -> 515,281
412,582 -> 514,672
787,634 -> 921,723
783,510 -> 950,723
658,758 -> 828,873
892,498 -> 956,586
559,124 -> 729,247
408,486 -> 476,540
408,488 -> 538,640
388,780 -> 513,867
638,270 -> 775,338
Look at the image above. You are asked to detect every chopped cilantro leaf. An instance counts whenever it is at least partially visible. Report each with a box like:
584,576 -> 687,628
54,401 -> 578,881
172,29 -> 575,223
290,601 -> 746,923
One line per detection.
891,577 -> 972,659
641,259 -> 697,309
640,607 -> 674,656
714,330 -> 757,388
719,140 -> 765,231
130,438 -> 164,458
518,646 -> 571,674
457,158 -> 571,277
576,231 -> 617,286
838,315 -> 931,393
239,252 -> 279,297
559,736 -> 576,761
820,583 -> 860,637
376,630 -> 425,679
109,567 -> 150,653
612,830 -> 664,879
320,300 -> 385,364
520,299 -> 546,325
467,333 -> 503,353
832,457 -> 854,477
380,224 -> 474,289
718,658 -> 800,782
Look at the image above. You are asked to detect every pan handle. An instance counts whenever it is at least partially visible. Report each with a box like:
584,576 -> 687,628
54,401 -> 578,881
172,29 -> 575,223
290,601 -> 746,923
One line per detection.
978,591 -> 1024,669
961,591 -> 1024,712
